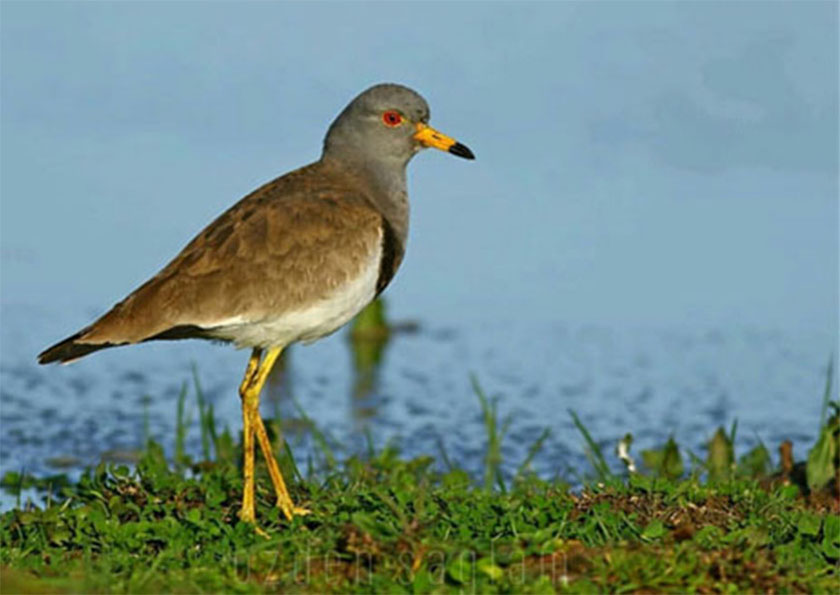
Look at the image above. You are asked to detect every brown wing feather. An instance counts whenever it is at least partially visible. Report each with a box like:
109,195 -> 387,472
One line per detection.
39,161 -> 395,363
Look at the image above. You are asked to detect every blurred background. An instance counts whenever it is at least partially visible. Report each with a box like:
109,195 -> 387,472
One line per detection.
1,1 -> 837,493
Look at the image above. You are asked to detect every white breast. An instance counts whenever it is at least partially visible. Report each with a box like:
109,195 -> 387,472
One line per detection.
209,242 -> 381,349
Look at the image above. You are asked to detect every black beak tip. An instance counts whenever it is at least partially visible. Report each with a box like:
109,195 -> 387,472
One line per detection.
449,142 -> 475,160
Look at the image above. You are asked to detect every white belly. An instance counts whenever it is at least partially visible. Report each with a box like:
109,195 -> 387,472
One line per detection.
208,245 -> 381,349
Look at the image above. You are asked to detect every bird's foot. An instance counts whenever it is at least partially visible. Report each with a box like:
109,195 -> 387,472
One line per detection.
239,508 -> 271,538
278,501 -> 311,520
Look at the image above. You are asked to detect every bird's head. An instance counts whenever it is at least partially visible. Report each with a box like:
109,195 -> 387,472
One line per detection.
323,83 -> 475,168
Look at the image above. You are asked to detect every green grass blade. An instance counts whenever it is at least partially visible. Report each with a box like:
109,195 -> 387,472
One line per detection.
569,409 -> 611,481
293,397 -> 337,470
174,381 -> 188,469
281,439 -> 303,483
471,374 -> 503,491
516,427 -> 551,478
806,420 -> 837,492
819,355 -> 835,428
140,394 -> 151,446
191,363 -> 211,461
205,403 -> 219,461
363,426 -> 375,460
436,436 -> 455,472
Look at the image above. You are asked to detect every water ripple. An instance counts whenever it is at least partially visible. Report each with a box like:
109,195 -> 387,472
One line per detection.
0,305 -> 835,491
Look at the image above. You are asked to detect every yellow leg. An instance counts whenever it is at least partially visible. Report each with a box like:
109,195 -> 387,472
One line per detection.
238,349 -> 262,525
252,413 -> 310,519
238,347 -> 309,529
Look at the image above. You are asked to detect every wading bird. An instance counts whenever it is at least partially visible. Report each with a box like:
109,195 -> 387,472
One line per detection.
38,83 -> 474,530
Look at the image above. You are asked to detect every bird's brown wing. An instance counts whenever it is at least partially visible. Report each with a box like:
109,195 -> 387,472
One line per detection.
38,162 -> 393,363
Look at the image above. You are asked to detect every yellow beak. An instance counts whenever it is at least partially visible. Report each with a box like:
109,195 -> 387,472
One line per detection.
413,123 -> 475,160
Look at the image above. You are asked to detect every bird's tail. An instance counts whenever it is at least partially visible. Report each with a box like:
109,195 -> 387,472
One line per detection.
37,329 -> 118,364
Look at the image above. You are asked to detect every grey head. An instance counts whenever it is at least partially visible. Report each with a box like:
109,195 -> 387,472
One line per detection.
322,83 -> 474,171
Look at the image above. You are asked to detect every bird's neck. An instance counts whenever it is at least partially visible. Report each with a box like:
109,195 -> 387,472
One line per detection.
323,154 -> 411,246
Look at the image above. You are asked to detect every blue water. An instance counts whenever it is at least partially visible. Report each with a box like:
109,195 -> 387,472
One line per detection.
1,301 -> 834,511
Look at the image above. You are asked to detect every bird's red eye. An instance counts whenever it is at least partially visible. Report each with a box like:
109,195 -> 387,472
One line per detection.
382,110 -> 402,127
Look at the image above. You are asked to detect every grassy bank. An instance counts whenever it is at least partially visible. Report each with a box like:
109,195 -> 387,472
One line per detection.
1,375 -> 838,593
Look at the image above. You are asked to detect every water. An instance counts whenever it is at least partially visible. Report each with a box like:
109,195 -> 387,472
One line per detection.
0,301 -> 834,511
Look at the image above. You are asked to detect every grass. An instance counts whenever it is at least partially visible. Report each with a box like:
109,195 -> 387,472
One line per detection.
1,370 -> 838,593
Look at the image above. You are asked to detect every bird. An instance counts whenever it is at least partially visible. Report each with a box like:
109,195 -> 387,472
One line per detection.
37,83 -> 474,530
